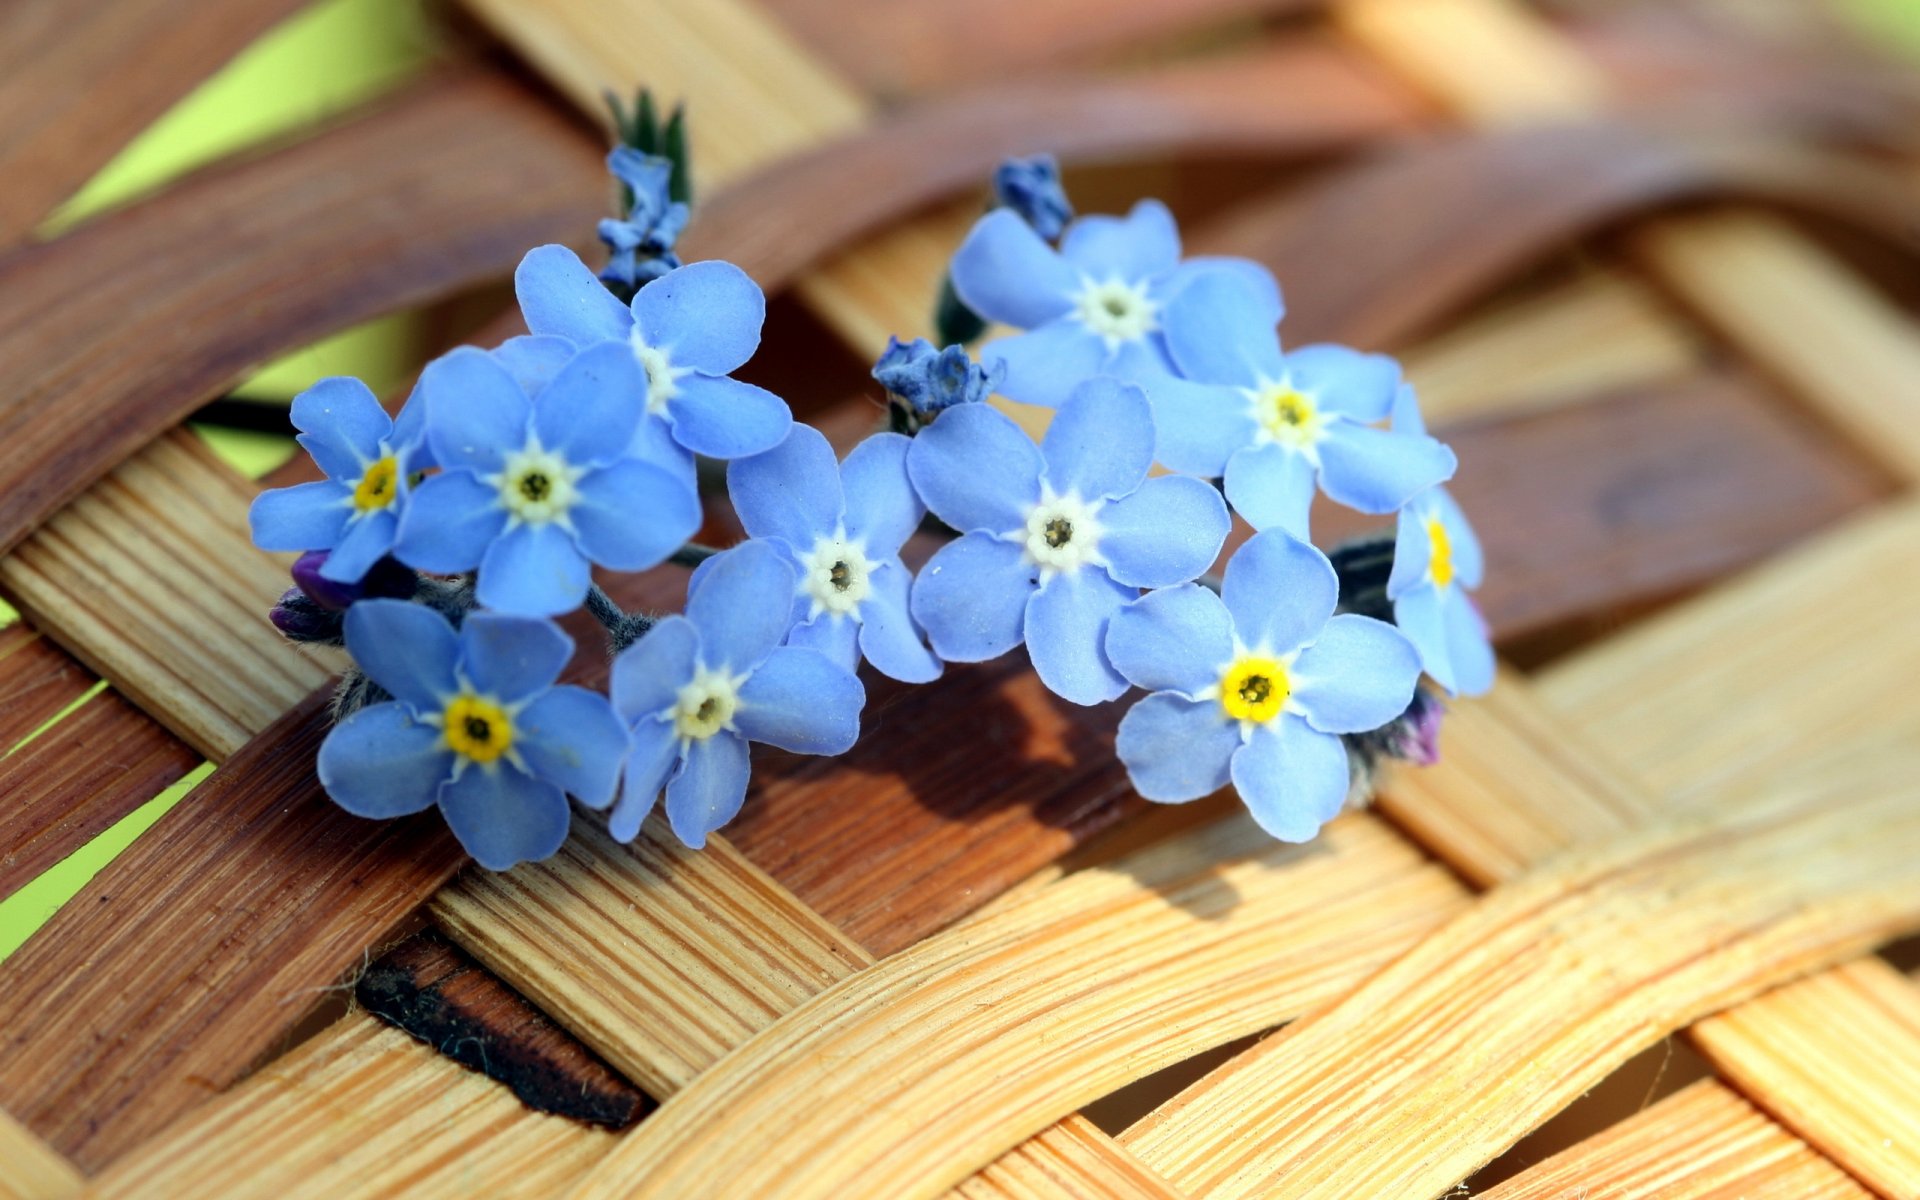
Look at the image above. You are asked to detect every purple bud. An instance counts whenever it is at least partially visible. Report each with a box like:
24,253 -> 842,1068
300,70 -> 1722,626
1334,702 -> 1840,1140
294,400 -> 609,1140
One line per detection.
992,154 -> 1073,242
292,550 -> 417,611
1388,689 -> 1445,766
270,588 -> 345,644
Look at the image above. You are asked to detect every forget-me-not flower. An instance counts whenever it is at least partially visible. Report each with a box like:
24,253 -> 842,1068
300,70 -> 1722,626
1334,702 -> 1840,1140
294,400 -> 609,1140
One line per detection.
872,337 -> 1003,430
728,425 -> 941,683
1106,530 -> 1423,841
992,154 -> 1073,242
598,147 -> 690,290
1387,385 -> 1494,696
250,377 -> 430,584
1157,269 -> 1458,538
908,377 -> 1230,705
514,244 -> 791,463
947,198 -> 1279,410
318,601 -> 626,870
609,540 -> 865,847
393,341 -> 700,617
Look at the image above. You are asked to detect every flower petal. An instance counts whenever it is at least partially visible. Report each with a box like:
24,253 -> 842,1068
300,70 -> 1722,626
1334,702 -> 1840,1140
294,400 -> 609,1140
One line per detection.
1231,716 -> 1350,842
736,646 -> 864,754
855,560 -> 942,683
392,471 -> 506,574
319,511 -> 397,582
459,611 -> 571,702
609,716 -> 679,842
1286,344 -> 1400,422
491,334 -> 578,396
1444,590 -> 1496,697
1221,529 -> 1337,656
1059,199 -> 1180,281
1023,568 -> 1134,705
1223,442 -> 1316,537
1392,585 -> 1455,695
949,208 -> 1078,329
666,374 -> 791,460
532,341 -> 645,468
1115,692 -> 1240,803
611,615 -> 701,722
440,765 -> 572,871
1166,257 -> 1284,322
909,532 -> 1035,663
906,402 -> 1043,534
476,523 -> 592,617
1142,372 -> 1251,478
1389,381 -> 1428,438
514,684 -> 628,808
686,541 -> 797,672
728,423 -> 842,547
1041,378 -> 1154,501
839,432 -> 921,555
665,732 -> 751,848
1435,487 -> 1484,589
572,459 -> 702,571
317,702 -> 450,818
1318,423 -> 1456,517
980,321 -> 1110,410
515,244 -> 633,346
1098,474 -> 1229,589
249,481 -> 350,553
1387,499 -> 1435,600
632,259 -> 765,376
420,346 -> 532,475
1161,269 -> 1283,388
291,377 -> 390,480
1289,613 -> 1422,734
343,599 -> 460,709
1105,584 -> 1233,696
787,612 -> 860,675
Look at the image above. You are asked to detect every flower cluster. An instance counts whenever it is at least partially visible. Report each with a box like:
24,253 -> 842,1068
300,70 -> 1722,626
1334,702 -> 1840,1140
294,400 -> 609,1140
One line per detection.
251,141 -> 1493,870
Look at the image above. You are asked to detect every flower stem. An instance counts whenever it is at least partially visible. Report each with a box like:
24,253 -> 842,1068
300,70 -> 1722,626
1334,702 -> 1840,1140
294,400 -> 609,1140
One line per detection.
669,542 -> 722,568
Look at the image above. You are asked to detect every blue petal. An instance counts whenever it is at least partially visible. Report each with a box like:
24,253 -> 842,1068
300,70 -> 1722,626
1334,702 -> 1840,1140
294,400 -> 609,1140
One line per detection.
736,646 -> 864,754
1105,584 -> 1233,697
910,532 -> 1035,663
787,611 -> 860,675
1394,586 -> 1454,694
611,615 -> 700,721
1387,499 -> 1435,601
515,244 -> 633,346
459,611 -> 571,702
319,511 -> 397,582
1041,378 -> 1154,501
1231,716 -> 1350,842
1223,442 -> 1316,537
291,377 -> 390,481
1221,529 -> 1337,656
728,423 -> 841,547
1317,423 -> 1457,516
317,702 -> 450,818
855,560 -> 942,683
1444,590 -> 1496,697
1115,692 -> 1240,803
1161,269 -> 1283,388
390,383 -> 433,471
532,341 -> 645,468
1285,345 -> 1400,422
839,432 -> 921,556
667,374 -> 791,460
420,347 -> 532,475
632,260 -> 766,376
609,716 -> 679,842
980,321 -> 1109,410
343,599 -> 461,709
1289,614 -> 1422,734
949,208 -> 1078,329
665,733 -> 751,848
1098,475 -> 1229,589
1389,381 -> 1427,438
514,684 -> 628,807
572,459 -> 701,571
440,765 -> 571,870
491,335 -> 578,396
249,481 -> 349,553
686,541 -> 797,672
392,471 -> 506,574
1436,487 -> 1485,589
476,523 -> 592,617
632,412 -> 696,484
1165,257 -> 1284,322
1058,199 -> 1181,281
1024,568 -> 1134,705
1141,372 -> 1251,478
905,402 -> 1043,534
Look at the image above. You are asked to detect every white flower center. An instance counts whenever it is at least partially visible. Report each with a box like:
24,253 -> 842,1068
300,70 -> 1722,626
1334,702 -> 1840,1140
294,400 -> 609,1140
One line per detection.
672,665 -> 746,741
489,438 -> 585,528
1021,486 -> 1105,577
631,333 -> 692,416
1072,276 -> 1157,349
1244,378 -> 1332,458
800,531 -> 876,620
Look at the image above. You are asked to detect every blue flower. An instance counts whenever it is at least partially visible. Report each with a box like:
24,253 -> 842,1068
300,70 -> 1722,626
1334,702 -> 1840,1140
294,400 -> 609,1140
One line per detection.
871,336 -> 1003,422
907,377 -> 1229,705
728,425 -> 941,683
947,197 -> 1280,410
1105,530 -> 1423,841
392,341 -> 701,617
1387,385 -> 1494,696
249,377 -> 430,583
514,244 -> 792,462
992,154 -> 1073,242
1157,269 -> 1458,538
318,600 -> 627,870
609,541 -> 865,847
598,147 -> 690,289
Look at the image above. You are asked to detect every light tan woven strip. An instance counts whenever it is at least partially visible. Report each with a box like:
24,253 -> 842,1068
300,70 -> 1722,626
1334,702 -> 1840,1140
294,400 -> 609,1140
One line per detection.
0,1110 -> 82,1200
89,1014 -> 613,1200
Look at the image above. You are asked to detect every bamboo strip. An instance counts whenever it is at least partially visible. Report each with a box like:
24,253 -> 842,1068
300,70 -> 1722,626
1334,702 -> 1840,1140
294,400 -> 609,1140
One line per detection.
0,625 -> 93,748
0,1111 -> 81,1200
565,811 -> 1468,1200
1480,1079 -> 1873,1200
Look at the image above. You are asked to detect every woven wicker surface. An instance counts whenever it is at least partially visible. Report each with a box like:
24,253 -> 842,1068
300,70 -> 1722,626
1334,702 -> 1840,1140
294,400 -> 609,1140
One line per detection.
2,0 -> 1918,1196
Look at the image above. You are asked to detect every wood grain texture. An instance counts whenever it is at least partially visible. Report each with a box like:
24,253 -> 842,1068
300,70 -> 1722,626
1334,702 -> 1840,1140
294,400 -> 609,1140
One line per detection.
0,0 -> 306,241
1480,1079 -> 1873,1200
0,625 -> 94,749
0,1111 -> 81,1200
0,69 -> 604,559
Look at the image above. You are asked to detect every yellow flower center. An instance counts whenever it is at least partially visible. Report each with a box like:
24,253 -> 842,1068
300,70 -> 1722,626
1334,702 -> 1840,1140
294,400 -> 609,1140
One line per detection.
1426,516 -> 1454,589
1219,656 -> 1289,724
673,667 -> 744,741
1251,386 -> 1326,451
352,456 -> 399,513
442,694 -> 514,764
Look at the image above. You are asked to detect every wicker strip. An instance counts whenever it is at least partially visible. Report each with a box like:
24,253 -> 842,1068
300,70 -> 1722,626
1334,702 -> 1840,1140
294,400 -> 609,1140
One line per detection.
0,1111 -> 81,1200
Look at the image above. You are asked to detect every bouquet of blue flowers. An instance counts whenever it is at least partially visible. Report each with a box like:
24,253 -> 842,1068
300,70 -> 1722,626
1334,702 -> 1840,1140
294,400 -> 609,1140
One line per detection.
250,121 -> 1493,873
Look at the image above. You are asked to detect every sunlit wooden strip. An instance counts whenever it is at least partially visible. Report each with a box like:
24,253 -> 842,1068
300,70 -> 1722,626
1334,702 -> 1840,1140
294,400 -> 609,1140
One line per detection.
1480,1079 -> 1872,1200
0,1110 -> 81,1200
1337,0 -> 1605,123
90,1015 -> 613,1200
1691,957 -> 1920,1199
